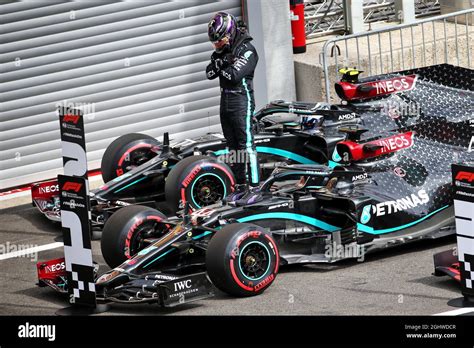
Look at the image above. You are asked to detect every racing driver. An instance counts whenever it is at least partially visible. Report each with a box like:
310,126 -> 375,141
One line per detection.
206,11 -> 261,203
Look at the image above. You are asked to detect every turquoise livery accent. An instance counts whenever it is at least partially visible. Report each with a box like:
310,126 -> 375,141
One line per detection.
256,146 -> 318,165
360,205 -> 372,224
356,205 -> 449,235
143,248 -> 175,268
213,147 -> 318,165
237,212 -> 340,232
332,147 -> 342,162
238,241 -> 272,281
242,78 -> 259,185
114,176 -> 148,193
190,173 -> 227,209
192,231 -> 213,240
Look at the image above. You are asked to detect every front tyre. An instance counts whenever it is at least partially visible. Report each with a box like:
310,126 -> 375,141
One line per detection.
165,155 -> 235,214
206,223 -> 279,297
101,205 -> 168,268
101,133 -> 160,183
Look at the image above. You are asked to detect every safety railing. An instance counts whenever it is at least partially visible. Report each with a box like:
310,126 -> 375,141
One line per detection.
319,8 -> 473,102
305,0 -> 440,38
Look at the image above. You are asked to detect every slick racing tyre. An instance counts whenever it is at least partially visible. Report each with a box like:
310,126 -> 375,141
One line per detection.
101,133 -> 160,183
165,155 -> 235,214
101,205 -> 169,268
206,223 -> 279,297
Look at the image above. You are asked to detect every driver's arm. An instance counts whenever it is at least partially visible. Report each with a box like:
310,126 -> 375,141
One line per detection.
206,52 -> 220,80
219,45 -> 258,84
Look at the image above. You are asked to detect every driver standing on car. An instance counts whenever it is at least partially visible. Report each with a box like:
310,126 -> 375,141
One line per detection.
206,12 -> 262,204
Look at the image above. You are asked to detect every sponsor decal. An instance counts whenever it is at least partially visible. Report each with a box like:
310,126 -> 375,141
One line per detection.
456,171 -> 474,183
332,148 -> 342,162
44,261 -> 66,274
174,279 -> 192,292
254,138 -> 270,144
182,165 -> 202,188
243,50 -> 253,59
268,202 -> 290,210
62,182 -> 82,192
254,274 -> 274,291
394,166 -> 407,178
38,184 -> 59,194
338,112 -> 357,121
352,173 -> 368,182
18,323 -> 55,342
376,132 -> 414,154
374,189 -> 429,218
63,114 -> 80,124
360,205 -> 372,224
221,71 -> 231,80
371,75 -> 417,95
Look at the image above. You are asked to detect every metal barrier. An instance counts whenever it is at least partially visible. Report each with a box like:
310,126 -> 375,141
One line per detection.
305,0 -> 440,38
320,8 -> 473,102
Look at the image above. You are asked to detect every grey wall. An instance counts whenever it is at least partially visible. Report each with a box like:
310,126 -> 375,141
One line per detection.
0,1 -> 241,189
245,0 -> 296,109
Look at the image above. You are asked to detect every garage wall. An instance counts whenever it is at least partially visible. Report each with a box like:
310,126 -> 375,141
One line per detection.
0,1 -> 241,189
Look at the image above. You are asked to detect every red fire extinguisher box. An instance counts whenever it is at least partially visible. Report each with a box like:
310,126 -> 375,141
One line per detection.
290,0 -> 306,54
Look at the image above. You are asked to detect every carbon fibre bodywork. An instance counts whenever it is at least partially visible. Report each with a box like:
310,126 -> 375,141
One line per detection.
37,64 -> 473,304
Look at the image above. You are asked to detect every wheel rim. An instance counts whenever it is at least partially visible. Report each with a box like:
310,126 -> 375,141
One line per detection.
118,145 -> 157,174
127,218 -> 166,258
238,241 -> 271,281
190,173 -> 226,208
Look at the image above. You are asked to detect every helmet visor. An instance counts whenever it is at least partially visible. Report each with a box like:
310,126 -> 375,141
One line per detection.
212,36 -> 229,51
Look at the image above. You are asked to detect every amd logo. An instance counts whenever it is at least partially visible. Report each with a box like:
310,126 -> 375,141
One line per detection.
352,173 -> 368,182
174,279 -> 192,292
338,112 -> 357,121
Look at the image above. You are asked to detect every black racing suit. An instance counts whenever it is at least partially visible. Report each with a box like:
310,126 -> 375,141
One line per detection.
206,31 -> 260,186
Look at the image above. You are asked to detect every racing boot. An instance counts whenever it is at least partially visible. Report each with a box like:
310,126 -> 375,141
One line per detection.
235,186 -> 264,206
223,184 -> 247,204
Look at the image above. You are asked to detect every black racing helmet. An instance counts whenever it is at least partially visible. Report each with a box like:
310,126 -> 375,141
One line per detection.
208,12 -> 237,53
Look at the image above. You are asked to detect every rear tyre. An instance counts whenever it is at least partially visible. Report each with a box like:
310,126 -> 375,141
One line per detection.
101,205 -> 168,268
101,133 -> 160,183
165,155 -> 235,214
206,223 -> 279,297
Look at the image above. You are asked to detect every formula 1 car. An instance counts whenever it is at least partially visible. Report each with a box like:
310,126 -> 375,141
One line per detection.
36,64 -> 473,305
38,120 -> 471,303
32,64 -> 470,233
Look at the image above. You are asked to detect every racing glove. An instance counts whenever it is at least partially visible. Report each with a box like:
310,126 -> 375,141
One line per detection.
206,52 -> 223,80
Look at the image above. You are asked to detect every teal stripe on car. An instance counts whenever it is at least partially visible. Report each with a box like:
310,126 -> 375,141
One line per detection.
237,212 -> 340,232
114,176 -> 148,193
243,78 -> 259,185
357,205 -> 450,235
214,147 -> 318,165
143,248 -> 174,268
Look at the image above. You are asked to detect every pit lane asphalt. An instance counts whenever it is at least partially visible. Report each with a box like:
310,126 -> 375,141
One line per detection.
0,203 -> 465,316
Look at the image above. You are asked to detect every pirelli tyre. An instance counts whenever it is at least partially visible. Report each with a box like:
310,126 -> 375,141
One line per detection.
101,133 -> 160,183
101,205 -> 169,268
206,223 -> 279,297
165,155 -> 235,214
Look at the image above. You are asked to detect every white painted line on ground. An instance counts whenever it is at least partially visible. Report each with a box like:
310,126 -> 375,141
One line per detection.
0,189 -> 31,201
434,307 -> 474,316
0,242 -> 64,260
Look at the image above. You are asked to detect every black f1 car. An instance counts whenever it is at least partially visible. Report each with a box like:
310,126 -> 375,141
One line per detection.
31,65 -> 464,230
37,64 -> 473,306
